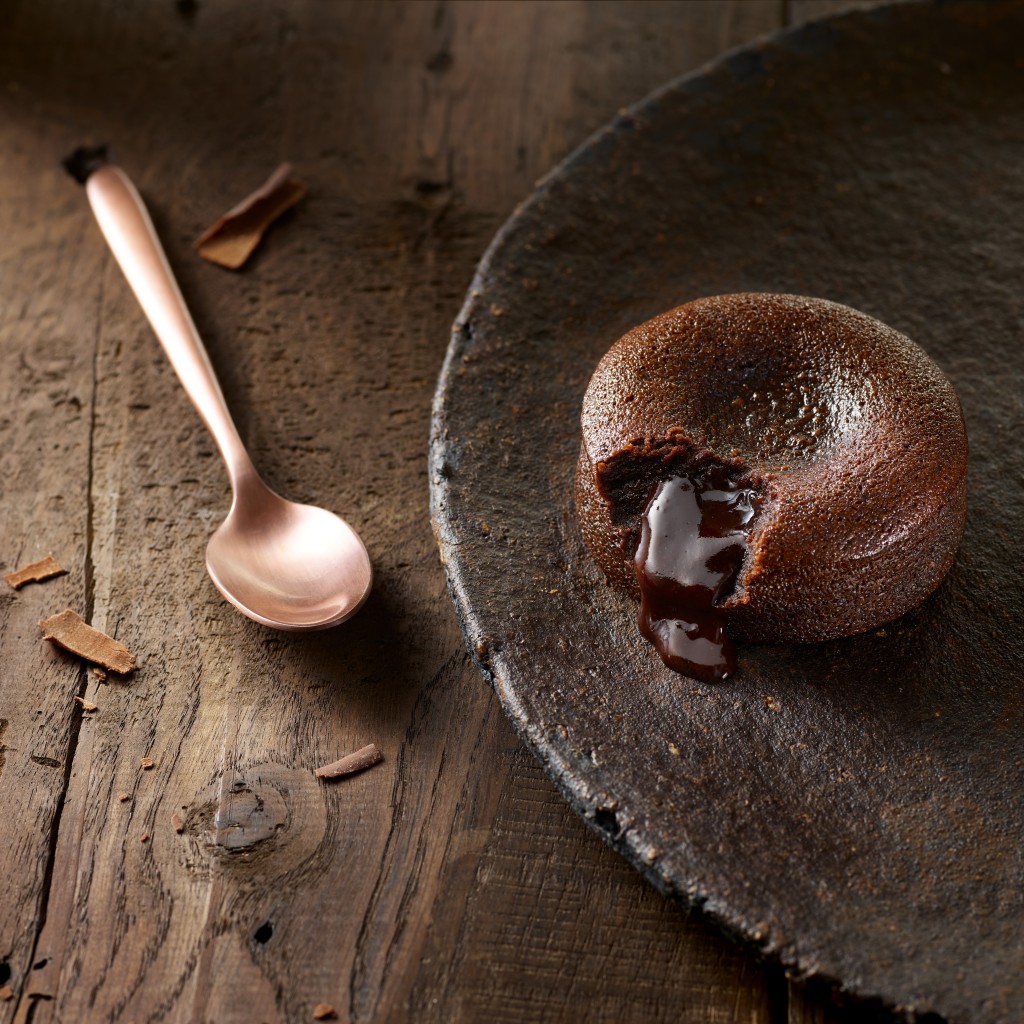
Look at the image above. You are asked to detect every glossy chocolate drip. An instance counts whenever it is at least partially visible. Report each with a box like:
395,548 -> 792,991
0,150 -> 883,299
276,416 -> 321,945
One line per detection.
634,468 -> 757,682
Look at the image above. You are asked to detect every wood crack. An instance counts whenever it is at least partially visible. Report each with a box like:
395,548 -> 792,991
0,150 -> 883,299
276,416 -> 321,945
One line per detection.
348,723 -> 407,1023
83,260 -> 104,633
13,260 -> 109,1020
348,646 -> 465,1021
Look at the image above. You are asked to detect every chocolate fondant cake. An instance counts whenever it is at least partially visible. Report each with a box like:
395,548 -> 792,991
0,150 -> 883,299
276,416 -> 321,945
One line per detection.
576,293 -> 969,681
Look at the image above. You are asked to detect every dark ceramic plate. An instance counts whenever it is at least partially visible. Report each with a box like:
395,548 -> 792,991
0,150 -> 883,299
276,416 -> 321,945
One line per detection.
430,4 -> 1024,1022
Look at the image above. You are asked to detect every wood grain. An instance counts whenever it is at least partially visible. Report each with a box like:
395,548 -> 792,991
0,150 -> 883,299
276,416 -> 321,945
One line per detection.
0,89 -> 103,1020
789,0 -> 894,25
0,2 -> 901,1023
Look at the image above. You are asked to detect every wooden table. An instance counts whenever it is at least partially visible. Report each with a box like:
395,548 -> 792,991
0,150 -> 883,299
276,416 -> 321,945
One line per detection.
0,3 -> 895,1022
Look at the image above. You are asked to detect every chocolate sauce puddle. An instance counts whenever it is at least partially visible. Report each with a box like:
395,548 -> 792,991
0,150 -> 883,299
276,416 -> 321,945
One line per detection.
634,468 -> 757,682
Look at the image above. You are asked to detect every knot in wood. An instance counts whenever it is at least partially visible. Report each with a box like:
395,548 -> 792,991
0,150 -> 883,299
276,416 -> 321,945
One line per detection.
211,780 -> 288,853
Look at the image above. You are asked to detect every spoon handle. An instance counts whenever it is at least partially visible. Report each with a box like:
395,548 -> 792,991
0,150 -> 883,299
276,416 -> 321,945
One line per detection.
84,165 -> 255,485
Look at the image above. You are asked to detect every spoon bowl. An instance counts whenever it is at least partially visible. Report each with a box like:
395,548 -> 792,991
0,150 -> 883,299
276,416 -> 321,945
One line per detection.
79,160 -> 373,629
206,479 -> 372,629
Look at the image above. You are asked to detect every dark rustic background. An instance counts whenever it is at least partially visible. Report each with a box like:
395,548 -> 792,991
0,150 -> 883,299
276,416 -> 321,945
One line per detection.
0,3 -> 899,1022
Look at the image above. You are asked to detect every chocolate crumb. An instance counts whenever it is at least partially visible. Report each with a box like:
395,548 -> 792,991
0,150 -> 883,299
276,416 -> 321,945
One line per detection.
74,696 -> 98,712
92,667 -> 107,681
4,555 -> 67,589
171,812 -> 184,834
0,984 -> 12,1001
38,609 -> 136,674
314,743 -> 383,780
140,833 -> 149,843
312,1004 -> 337,1021
140,757 -> 155,771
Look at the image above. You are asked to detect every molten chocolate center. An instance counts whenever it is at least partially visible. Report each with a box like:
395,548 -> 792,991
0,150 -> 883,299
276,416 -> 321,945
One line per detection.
634,468 -> 757,682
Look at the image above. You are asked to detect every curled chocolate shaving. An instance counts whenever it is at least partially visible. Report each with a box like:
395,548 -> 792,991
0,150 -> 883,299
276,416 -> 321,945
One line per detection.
314,743 -> 383,780
38,609 -> 136,674
194,164 -> 306,270
5,555 -> 67,590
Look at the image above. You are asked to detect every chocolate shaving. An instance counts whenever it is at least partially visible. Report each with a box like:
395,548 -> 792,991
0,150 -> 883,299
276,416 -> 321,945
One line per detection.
38,610 -> 136,674
140,757 -> 154,771
312,1005 -> 337,1021
5,555 -> 67,589
74,696 -> 98,712
314,743 -> 383,780
194,164 -> 305,270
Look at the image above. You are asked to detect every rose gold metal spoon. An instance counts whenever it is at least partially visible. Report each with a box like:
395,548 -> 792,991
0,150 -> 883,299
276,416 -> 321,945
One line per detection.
76,159 -> 372,629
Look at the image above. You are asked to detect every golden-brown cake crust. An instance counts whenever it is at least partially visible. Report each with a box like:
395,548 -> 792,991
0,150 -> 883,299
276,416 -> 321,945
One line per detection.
577,293 -> 969,644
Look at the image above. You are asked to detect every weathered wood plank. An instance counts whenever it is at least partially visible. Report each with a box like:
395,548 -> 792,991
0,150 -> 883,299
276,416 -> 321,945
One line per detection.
0,2 -> 901,1023
0,91 -> 104,1017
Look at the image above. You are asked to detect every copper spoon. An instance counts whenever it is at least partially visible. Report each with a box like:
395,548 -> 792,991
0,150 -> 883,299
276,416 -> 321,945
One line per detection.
80,162 -> 372,629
